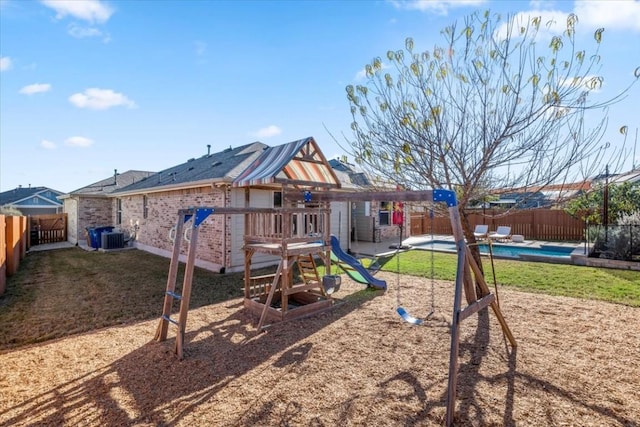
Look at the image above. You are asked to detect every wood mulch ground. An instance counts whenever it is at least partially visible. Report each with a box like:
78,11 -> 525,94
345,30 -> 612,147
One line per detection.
1,272 -> 638,426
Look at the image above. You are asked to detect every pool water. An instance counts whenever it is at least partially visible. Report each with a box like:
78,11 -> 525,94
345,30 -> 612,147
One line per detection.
413,240 -> 575,260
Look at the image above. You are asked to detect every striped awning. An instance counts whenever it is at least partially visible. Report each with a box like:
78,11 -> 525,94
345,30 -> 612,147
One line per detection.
232,137 -> 341,188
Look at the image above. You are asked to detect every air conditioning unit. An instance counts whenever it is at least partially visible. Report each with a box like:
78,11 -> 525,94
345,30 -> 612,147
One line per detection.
101,232 -> 125,250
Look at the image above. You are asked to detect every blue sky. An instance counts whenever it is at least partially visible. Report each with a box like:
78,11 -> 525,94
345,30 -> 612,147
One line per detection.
1,0 -> 639,193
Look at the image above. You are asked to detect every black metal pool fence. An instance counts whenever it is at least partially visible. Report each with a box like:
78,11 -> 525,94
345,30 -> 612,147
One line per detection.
587,224 -> 640,262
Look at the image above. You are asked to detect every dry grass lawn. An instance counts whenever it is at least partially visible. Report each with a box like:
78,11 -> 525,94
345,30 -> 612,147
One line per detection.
0,249 -> 639,426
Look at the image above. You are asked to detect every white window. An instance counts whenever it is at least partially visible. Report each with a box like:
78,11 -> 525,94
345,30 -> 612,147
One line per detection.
116,198 -> 122,225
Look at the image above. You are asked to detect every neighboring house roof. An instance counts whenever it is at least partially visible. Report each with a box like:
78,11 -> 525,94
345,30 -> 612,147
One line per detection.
0,186 -> 64,208
328,158 -> 373,187
483,181 -> 593,209
592,168 -> 640,185
491,191 -> 551,209
328,158 -> 354,173
330,169 -> 360,190
609,169 -> 640,184
232,137 -> 341,189
112,142 -> 268,195
62,170 -> 156,197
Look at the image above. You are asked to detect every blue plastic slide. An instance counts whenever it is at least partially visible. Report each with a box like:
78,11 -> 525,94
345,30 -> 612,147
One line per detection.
330,235 -> 387,290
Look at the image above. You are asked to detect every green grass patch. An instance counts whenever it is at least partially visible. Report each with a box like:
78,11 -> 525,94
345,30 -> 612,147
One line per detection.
380,250 -> 640,307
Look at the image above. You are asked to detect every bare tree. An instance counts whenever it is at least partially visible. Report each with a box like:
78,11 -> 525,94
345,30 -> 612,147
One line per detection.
344,11 -> 639,247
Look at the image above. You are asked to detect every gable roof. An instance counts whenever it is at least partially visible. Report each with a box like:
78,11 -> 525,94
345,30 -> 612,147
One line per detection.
232,137 -> 340,189
64,170 -> 156,197
0,186 -> 64,207
328,158 -> 372,187
328,158 -> 355,173
609,169 -> 640,184
113,142 -> 268,195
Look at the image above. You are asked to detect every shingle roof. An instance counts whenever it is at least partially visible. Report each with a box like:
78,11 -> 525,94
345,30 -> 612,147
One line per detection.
328,158 -> 354,173
610,169 -> 640,184
68,170 -> 155,196
328,159 -> 372,186
0,187 -> 64,206
113,142 -> 267,194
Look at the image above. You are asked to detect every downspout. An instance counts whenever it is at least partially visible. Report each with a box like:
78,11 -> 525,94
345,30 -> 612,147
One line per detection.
220,184 -> 227,273
76,196 -> 80,245
348,201 -> 352,253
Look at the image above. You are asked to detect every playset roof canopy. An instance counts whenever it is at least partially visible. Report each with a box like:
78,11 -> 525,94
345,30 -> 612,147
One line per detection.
232,137 -> 341,189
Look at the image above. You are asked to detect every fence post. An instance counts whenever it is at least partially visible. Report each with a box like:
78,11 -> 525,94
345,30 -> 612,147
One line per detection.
27,216 -> 32,249
6,216 -> 21,276
0,215 -> 6,295
20,216 -> 27,259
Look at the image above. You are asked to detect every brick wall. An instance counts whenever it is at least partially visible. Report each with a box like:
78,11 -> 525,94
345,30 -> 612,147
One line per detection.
121,186 -> 227,271
79,197 -> 113,227
75,196 -> 114,246
367,200 -> 406,242
63,196 -> 113,245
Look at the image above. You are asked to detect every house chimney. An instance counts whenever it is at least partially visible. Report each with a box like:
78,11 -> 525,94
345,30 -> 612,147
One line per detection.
207,144 -> 211,155
114,169 -> 118,185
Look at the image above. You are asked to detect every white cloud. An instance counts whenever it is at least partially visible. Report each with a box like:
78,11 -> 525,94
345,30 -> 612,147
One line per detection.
19,83 -> 52,95
67,23 -> 110,41
389,0 -> 486,15
65,136 -> 94,148
0,56 -> 11,71
250,125 -> 282,138
496,1 -> 640,42
41,0 -> 113,24
574,0 -> 640,32
40,139 -> 57,149
68,88 -> 136,110
494,10 -> 567,42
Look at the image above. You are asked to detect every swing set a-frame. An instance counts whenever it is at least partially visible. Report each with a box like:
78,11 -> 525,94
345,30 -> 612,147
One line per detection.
154,188 -> 516,426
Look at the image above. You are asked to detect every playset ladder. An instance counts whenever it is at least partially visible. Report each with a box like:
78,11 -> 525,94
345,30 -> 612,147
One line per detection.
293,254 -> 326,296
256,253 -> 328,331
154,208 -> 212,359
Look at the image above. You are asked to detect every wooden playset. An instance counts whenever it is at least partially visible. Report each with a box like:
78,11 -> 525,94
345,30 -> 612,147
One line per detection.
153,187 -> 516,426
149,124 -> 513,427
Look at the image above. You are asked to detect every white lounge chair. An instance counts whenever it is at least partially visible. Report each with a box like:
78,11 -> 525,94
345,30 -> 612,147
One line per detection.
489,226 -> 512,242
473,224 -> 489,239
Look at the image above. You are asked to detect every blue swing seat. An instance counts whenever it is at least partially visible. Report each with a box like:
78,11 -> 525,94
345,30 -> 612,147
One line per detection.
396,307 -> 424,325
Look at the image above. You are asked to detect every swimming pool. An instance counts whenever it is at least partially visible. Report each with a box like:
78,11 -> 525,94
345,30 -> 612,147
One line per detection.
412,240 -> 576,262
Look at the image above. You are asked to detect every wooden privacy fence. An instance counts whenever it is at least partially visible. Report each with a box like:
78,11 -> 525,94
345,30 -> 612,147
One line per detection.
411,209 -> 585,241
29,213 -> 67,245
0,215 -> 28,295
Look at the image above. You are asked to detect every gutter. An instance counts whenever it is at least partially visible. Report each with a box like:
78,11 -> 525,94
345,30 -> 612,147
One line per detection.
110,178 -> 232,197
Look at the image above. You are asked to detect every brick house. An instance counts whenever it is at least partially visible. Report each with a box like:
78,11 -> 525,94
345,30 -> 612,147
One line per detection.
59,170 -> 155,245
328,158 -> 407,243
109,137 -> 355,273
